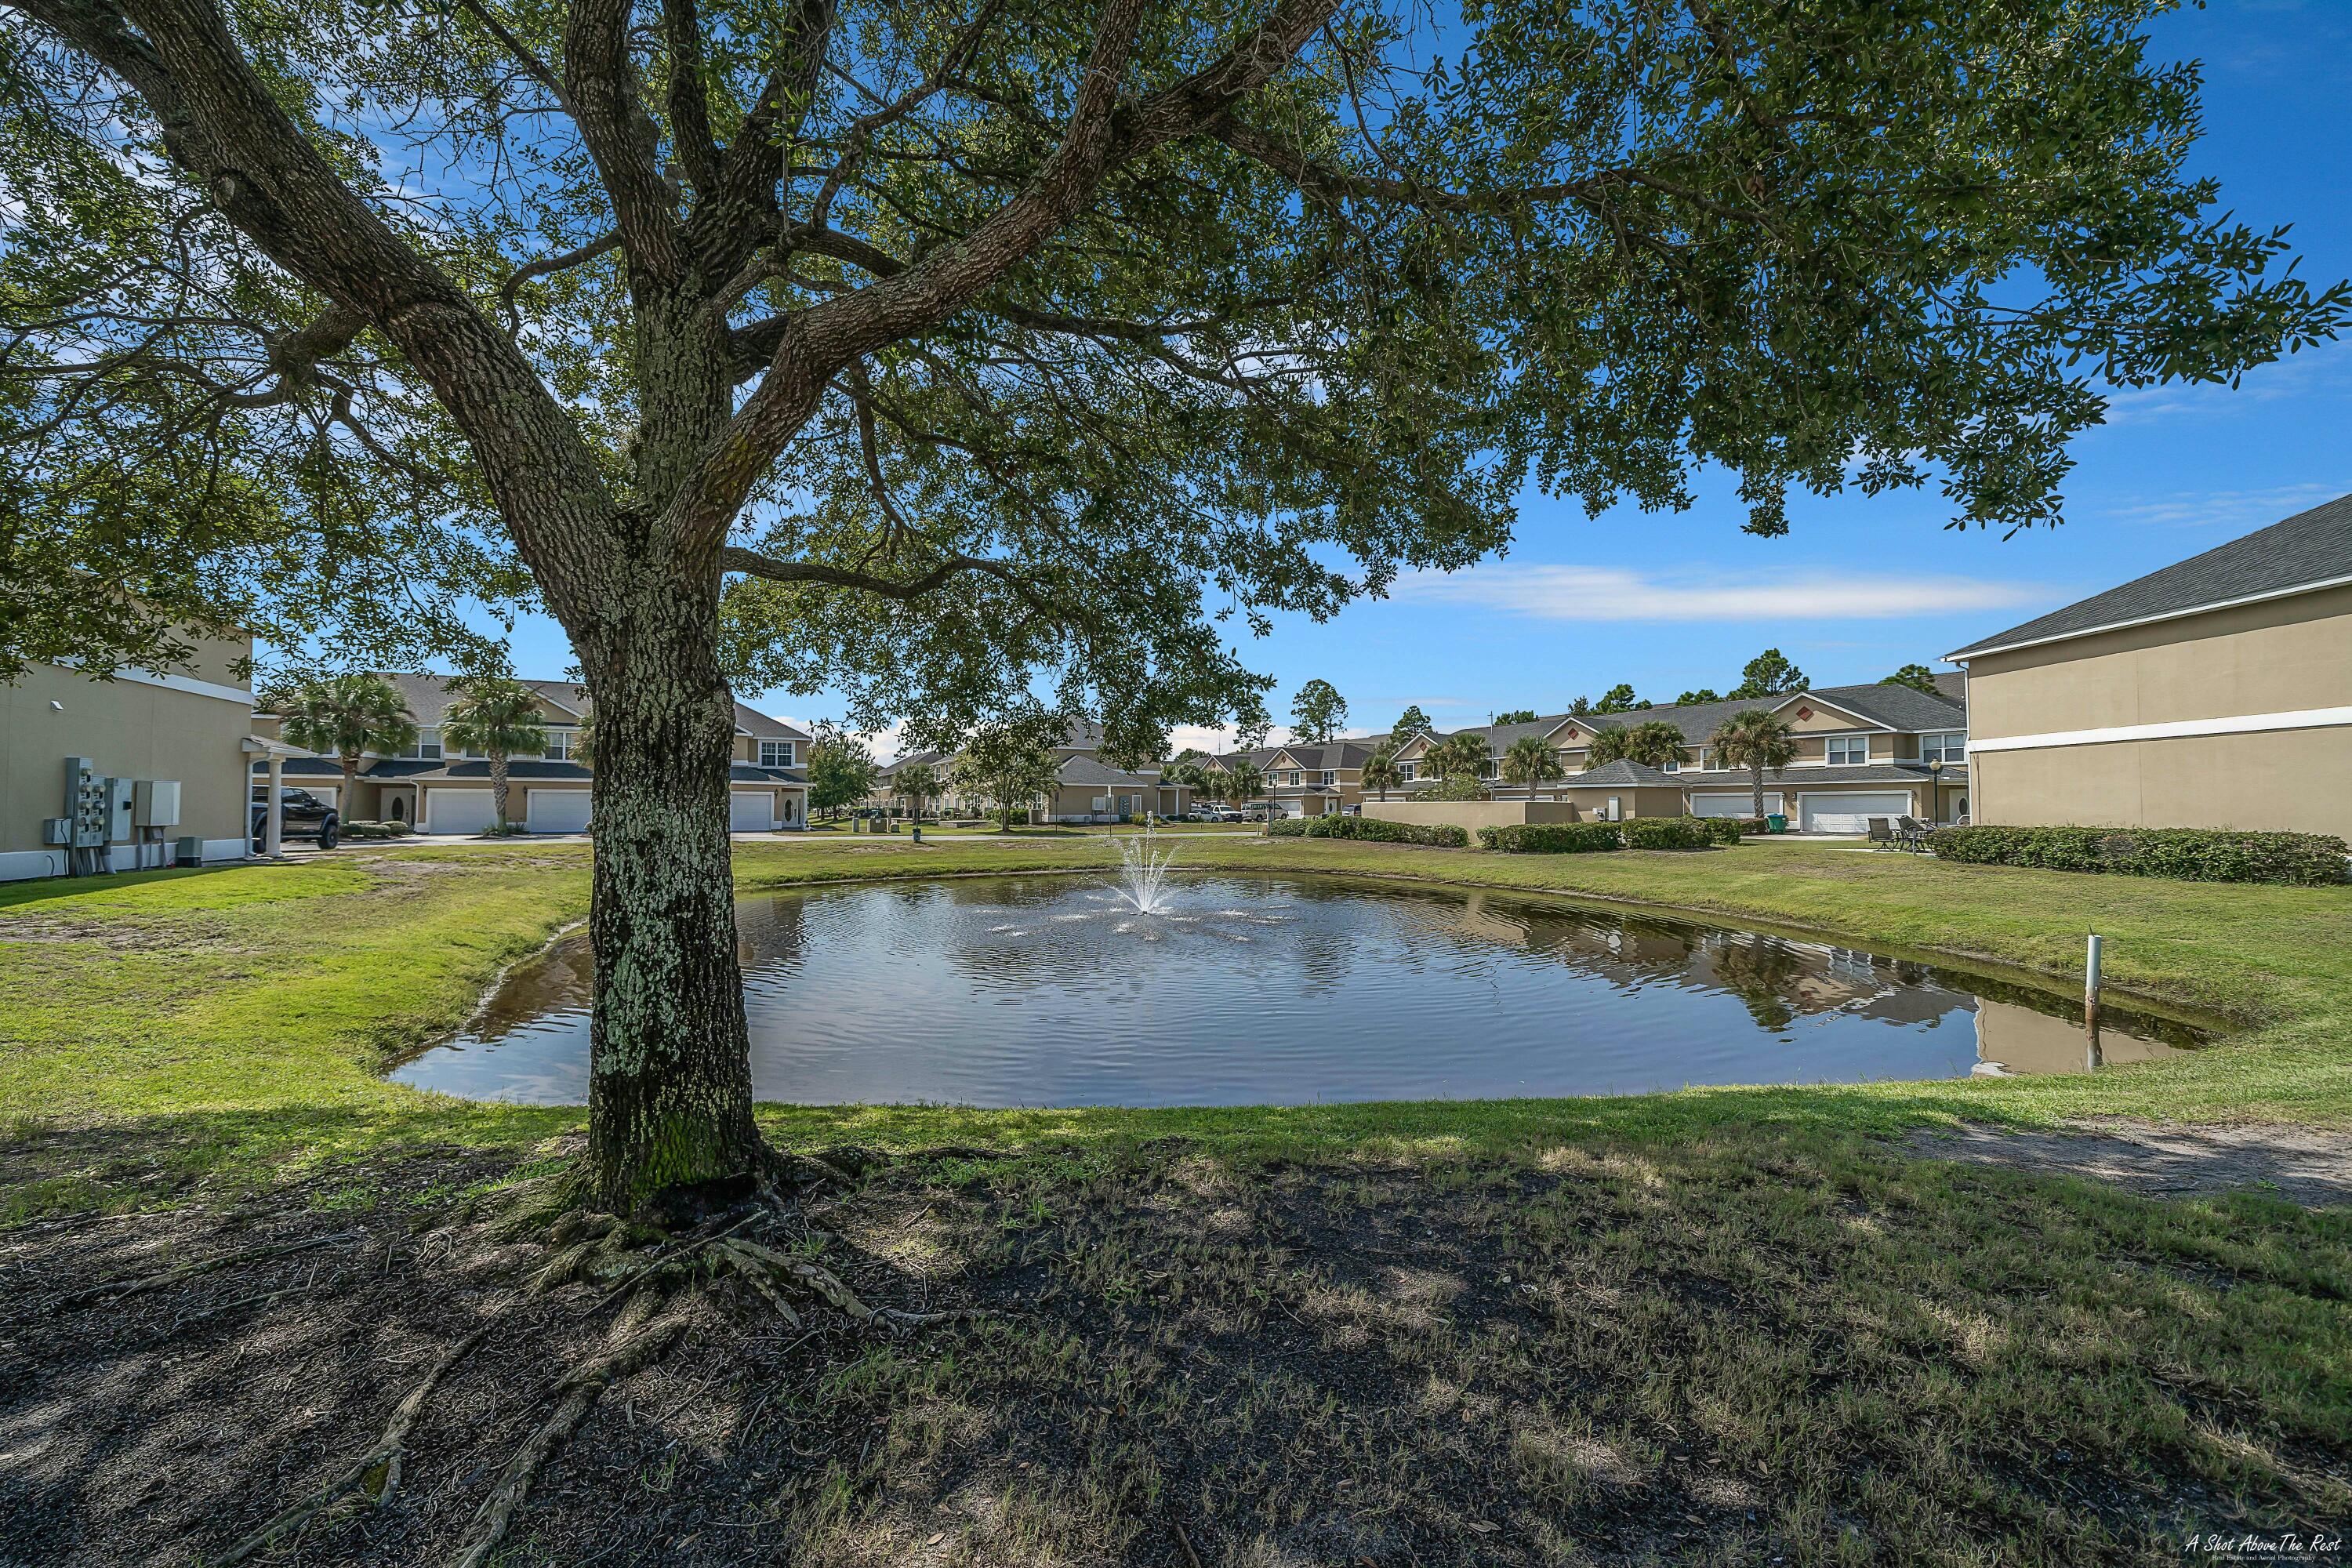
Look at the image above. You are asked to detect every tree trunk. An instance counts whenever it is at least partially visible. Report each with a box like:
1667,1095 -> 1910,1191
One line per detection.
491,753 -> 510,829
1752,768 -> 1766,820
578,565 -> 766,1216
341,754 -> 359,811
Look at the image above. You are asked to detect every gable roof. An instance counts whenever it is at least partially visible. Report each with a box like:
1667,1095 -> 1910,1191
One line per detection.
731,705 -> 811,740
1055,754 -> 1169,789
1946,492 -> 2352,660
1570,759 -> 1677,786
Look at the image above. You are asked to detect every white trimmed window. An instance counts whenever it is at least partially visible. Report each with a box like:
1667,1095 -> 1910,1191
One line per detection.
1661,755 -> 1680,773
1399,761 -> 1417,782
1920,731 -> 1965,765
1283,769 -> 1301,786
1319,770 -> 1336,786
1826,735 -> 1869,766
400,728 -> 443,761
544,728 -> 572,760
759,739 -> 796,768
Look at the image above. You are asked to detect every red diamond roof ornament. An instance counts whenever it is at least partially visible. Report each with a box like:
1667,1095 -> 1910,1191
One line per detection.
1797,706 -> 1813,719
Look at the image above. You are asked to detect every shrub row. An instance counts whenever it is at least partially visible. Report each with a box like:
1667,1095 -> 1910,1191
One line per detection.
339,819 -> 413,839
1267,814 -> 1469,848
1927,824 -> 2349,886
1476,822 -> 1625,854
1621,816 -> 1718,851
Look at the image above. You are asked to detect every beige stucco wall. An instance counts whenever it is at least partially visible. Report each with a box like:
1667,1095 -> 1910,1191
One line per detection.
1361,800 -> 1584,831
2,637 -> 256,877
1550,786 -> 1688,820
1971,728 -> 2350,838
1965,585 -> 2352,837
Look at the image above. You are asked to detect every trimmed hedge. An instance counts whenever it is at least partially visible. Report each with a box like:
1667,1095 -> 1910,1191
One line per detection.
1928,824 -> 2350,887
1693,816 -> 1762,846
1621,816 -> 1716,851
1477,822 -> 1624,854
1268,814 -> 1469,848
339,819 -> 414,840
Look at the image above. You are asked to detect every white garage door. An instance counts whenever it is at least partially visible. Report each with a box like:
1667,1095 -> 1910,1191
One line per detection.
424,788 -> 497,835
1800,792 -> 1912,835
526,789 -> 593,834
1692,793 -> 1780,818
730,790 -> 776,831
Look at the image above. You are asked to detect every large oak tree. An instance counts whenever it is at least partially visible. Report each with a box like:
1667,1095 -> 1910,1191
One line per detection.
2,0 -> 2341,1210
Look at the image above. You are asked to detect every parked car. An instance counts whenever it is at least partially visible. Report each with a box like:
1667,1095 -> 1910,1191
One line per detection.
252,785 -> 339,850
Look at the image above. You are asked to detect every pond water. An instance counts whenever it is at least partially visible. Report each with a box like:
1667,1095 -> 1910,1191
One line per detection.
387,872 -> 2201,1107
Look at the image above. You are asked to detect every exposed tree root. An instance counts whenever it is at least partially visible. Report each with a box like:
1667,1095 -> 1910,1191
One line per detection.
452,1290 -> 693,1568
215,1323 -> 493,1564
53,1229 -> 361,1312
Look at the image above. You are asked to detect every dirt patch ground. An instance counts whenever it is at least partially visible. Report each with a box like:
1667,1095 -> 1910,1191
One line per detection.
1905,1119 -> 2352,1207
2,1138 -> 2345,1566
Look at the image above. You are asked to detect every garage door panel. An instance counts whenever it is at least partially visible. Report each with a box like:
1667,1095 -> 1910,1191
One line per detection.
1692,793 -> 1779,818
730,791 -> 776,830
425,788 -> 496,835
1799,792 -> 1912,835
526,789 -> 593,833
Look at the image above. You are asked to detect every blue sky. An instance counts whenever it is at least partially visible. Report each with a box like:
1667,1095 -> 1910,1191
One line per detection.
492,0 -> 2352,754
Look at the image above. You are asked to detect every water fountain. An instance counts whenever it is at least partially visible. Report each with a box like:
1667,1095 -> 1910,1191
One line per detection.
1112,833 -> 1178,915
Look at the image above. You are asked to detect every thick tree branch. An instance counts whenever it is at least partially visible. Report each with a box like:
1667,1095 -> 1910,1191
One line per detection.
720,543 -> 1040,602
563,0 -> 684,281
20,0 -> 619,611
662,0 -> 721,194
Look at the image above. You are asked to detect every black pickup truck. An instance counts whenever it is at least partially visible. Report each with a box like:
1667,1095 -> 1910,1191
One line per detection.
251,786 -> 340,851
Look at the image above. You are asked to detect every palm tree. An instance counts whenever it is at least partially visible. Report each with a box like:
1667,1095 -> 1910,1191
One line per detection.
1359,746 -> 1404,801
1710,708 -> 1799,819
1224,759 -> 1266,818
1617,720 -> 1686,771
441,677 -> 548,830
275,672 -> 417,810
893,761 -> 939,822
1499,734 -> 1560,798
1425,731 -> 1493,797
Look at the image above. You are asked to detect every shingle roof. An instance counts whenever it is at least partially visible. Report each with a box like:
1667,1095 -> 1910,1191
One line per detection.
1791,683 -> 1966,733
1567,760 -> 1678,786
1675,763 -> 1964,787
877,749 -> 949,777
1947,492 -> 2352,659
1269,740 -> 1377,770
1055,755 -> 1171,789
731,705 -> 811,740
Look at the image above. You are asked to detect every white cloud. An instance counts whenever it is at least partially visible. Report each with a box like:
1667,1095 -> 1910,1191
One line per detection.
1388,564 -> 2050,622
2100,482 -> 2347,531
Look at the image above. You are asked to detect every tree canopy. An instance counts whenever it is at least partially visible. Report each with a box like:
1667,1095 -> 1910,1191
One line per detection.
1730,648 -> 1807,700
1287,679 -> 1347,743
1882,663 -> 1944,695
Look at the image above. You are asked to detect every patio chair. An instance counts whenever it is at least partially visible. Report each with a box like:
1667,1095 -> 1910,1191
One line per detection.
1894,815 -> 1929,851
1866,817 -> 1897,850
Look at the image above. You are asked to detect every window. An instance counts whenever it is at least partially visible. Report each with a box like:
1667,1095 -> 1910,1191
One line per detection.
759,739 -> 795,768
1319,770 -> 1336,786
1399,761 -> 1418,782
1921,731 -> 1965,765
543,729 -> 571,760
401,728 -> 443,761
1826,735 -> 1869,765
1283,769 -> 1301,786
1697,748 -> 1713,771
1661,755 -> 1680,773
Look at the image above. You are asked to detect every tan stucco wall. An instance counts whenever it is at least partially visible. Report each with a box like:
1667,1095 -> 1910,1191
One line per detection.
1362,800 -> 1584,831
2,640 -> 256,873
1966,584 -> 2352,736
1963,584 -> 2352,837
1550,786 -> 1687,819
1971,728 -> 2351,838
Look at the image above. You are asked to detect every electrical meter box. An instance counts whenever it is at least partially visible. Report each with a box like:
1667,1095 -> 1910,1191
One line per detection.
134,779 -> 181,828
64,757 -> 109,849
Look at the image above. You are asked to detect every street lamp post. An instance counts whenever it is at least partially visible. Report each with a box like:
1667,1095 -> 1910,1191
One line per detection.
1928,757 -> 1945,826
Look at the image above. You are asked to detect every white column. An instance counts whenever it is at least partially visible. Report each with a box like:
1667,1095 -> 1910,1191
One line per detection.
264,756 -> 285,858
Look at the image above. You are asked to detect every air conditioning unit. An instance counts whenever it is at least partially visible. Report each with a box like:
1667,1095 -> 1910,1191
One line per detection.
174,836 -> 205,866
134,779 -> 181,828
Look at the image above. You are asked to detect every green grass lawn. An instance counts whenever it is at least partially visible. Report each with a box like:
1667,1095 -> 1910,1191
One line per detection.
4,833 -> 2350,1214
5,837 -> 2348,1560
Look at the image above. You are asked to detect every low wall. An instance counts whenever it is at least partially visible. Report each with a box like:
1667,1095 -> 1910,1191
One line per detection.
1360,800 -> 1583,833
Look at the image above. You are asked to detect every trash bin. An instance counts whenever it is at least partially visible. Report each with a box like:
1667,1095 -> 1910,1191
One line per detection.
1766,813 -> 1788,834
